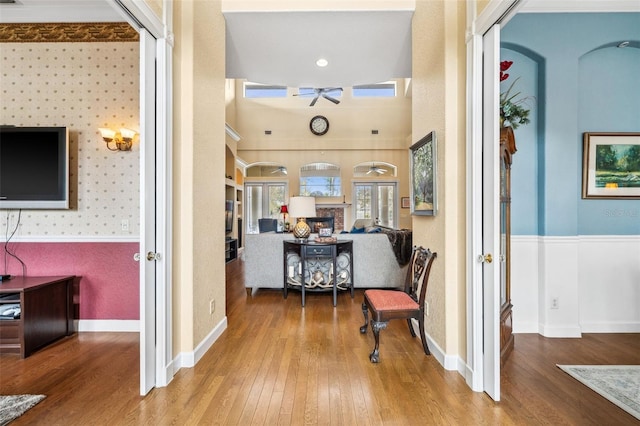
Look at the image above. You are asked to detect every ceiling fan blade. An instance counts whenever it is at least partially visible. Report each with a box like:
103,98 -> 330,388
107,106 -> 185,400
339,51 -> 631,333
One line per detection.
322,94 -> 340,104
309,95 -> 319,106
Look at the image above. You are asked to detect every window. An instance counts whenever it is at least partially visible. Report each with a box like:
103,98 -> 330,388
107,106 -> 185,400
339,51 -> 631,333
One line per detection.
299,163 -> 341,197
244,82 -> 287,98
353,182 -> 397,228
245,182 -> 287,234
353,81 -> 396,97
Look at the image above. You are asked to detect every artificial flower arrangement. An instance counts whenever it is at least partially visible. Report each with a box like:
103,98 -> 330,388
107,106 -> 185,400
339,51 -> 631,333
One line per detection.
500,60 -> 533,129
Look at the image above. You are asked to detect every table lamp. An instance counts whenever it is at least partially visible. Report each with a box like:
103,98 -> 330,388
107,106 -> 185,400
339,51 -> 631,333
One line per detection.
288,196 -> 316,240
280,204 -> 289,231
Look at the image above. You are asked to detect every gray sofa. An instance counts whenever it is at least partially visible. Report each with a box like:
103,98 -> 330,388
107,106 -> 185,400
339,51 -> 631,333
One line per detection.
243,232 -> 409,292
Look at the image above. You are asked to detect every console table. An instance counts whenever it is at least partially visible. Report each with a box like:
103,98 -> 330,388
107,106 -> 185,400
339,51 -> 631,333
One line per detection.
283,239 -> 354,307
0,276 -> 75,358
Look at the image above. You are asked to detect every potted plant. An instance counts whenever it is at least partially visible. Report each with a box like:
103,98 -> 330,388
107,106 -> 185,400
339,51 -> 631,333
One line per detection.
500,60 -> 533,129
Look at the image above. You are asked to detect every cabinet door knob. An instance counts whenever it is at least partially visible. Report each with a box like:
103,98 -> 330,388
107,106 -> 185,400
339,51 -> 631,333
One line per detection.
477,253 -> 493,264
133,253 -> 140,262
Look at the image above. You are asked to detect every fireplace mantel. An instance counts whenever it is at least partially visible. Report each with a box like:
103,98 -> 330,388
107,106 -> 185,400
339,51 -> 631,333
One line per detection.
315,203 -> 351,208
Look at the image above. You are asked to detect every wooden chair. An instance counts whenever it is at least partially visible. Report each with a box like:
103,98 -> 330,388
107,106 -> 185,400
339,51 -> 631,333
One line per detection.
359,246 -> 436,363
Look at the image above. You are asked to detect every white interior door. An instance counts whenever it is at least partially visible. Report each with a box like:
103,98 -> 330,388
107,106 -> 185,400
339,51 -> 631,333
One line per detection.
481,24 -> 502,401
139,28 -> 157,396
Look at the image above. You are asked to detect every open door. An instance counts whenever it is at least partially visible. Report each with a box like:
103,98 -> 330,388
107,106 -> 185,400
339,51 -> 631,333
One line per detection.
480,23 -> 502,401
139,28 -> 158,396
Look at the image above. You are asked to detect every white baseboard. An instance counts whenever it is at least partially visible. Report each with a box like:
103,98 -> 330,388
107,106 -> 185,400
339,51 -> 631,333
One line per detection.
580,322 -> 640,333
76,319 -> 139,332
410,319 -> 459,372
173,316 -> 228,370
539,324 -> 582,338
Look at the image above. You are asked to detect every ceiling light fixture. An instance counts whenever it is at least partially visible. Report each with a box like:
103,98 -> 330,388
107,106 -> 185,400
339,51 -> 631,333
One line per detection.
617,41 -> 630,48
316,58 -> 328,67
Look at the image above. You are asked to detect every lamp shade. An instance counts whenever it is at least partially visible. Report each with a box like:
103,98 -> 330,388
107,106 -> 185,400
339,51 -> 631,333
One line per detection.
288,196 -> 316,218
280,205 -> 288,214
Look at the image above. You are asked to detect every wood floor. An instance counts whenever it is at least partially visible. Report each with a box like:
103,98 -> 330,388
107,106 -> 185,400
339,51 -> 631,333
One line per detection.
1,257 -> 639,425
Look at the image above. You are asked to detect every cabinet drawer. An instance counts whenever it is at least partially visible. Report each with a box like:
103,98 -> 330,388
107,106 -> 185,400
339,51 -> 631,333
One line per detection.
305,245 -> 332,257
0,320 -> 20,340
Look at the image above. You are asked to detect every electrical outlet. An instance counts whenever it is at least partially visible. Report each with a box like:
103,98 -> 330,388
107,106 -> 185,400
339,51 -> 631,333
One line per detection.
209,299 -> 215,314
551,297 -> 559,309
121,219 -> 129,231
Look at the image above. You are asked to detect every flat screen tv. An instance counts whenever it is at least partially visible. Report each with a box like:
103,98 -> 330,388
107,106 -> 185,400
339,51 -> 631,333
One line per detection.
0,126 -> 70,209
225,200 -> 234,234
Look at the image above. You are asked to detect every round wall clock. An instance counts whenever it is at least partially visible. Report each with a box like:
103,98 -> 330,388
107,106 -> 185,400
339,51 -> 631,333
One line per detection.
309,115 -> 329,136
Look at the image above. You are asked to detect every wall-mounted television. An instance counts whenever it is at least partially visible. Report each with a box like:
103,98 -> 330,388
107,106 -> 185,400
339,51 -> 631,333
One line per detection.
225,200 -> 234,234
0,126 -> 70,209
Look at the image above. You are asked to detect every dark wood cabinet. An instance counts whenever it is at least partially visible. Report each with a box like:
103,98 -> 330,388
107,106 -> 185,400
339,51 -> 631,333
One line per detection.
225,238 -> 238,263
500,127 -> 516,365
0,276 -> 75,358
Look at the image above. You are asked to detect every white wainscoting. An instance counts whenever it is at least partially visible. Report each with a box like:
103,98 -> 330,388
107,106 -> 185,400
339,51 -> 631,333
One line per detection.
511,235 -> 640,337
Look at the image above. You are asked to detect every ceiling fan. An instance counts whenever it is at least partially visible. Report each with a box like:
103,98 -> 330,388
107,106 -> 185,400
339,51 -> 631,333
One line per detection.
366,164 -> 386,175
294,87 -> 343,106
271,166 -> 287,175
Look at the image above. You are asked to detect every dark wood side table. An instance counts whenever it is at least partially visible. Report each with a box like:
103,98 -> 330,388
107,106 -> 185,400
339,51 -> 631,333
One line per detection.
283,239 -> 354,307
0,276 -> 75,358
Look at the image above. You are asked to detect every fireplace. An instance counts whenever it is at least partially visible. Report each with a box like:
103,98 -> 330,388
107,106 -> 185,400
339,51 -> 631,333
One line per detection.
315,203 -> 350,232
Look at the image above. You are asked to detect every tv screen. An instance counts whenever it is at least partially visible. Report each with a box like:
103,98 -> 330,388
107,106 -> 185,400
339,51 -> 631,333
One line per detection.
0,126 -> 69,209
225,200 -> 234,233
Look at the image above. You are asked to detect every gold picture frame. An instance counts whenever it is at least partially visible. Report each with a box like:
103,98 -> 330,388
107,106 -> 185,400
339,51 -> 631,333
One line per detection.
582,132 -> 640,199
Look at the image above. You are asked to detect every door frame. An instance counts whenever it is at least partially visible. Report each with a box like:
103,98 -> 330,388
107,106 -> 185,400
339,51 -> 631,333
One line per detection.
466,0 -> 522,399
110,0 -> 173,394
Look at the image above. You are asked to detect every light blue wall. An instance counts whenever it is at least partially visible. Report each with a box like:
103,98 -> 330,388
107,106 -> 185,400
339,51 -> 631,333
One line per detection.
502,13 -> 640,236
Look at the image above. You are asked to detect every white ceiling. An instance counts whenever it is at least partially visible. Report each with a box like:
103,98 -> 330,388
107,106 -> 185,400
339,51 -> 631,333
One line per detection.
224,10 -> 413,88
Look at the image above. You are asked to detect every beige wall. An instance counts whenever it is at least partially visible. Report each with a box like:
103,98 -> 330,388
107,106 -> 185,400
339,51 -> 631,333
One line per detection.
235,79 -> 413,229
410,0 -> 467,358
0,40 -> 140,237
173,0 -> 227,354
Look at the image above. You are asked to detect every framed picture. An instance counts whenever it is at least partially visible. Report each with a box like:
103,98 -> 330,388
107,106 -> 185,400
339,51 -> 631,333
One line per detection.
401,197 -> 410,209
318,227 -> 332,237
582,132 -> 640,199
410,131 -> 437,215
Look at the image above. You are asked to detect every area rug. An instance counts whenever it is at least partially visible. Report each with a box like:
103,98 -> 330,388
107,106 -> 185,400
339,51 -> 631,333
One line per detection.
0,394 -> 46,426
557,365 -> 640,420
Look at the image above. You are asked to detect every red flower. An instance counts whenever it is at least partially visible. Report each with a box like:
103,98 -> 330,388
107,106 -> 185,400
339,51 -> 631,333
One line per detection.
500,60 -> 513,82
500,60 -> 513,71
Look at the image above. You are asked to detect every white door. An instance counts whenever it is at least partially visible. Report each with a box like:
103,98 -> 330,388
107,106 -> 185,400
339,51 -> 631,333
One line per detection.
139,28 -> 158,396
481,24 -> 502,401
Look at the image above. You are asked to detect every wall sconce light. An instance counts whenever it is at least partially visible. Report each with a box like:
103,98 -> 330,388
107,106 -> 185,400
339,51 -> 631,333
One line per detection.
99,127 -> 137,151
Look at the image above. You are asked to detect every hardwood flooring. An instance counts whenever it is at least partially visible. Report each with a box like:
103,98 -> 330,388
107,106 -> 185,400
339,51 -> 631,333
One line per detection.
1,257 -> 638,425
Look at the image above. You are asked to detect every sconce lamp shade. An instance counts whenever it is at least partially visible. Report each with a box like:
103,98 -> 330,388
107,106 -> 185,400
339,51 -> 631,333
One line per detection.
120,128 -> 137,140
288,196 -> 316,239
99,127 -> 116,140
280,205 -> 288,214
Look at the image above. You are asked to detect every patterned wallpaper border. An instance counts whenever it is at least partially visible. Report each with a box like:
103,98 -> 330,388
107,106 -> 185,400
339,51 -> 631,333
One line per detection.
0,23 -> 138,43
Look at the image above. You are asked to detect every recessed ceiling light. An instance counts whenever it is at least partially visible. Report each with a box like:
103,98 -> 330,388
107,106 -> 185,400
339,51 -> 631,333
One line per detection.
617,41 -> 630,48
316,58 -> 328,67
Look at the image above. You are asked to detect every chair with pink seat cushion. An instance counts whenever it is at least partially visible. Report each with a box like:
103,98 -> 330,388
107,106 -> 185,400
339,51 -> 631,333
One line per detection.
359,246 -> 436,363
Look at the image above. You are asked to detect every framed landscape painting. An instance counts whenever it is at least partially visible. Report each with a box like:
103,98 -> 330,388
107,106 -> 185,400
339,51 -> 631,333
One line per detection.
410,131 -> 437,215
582,132 -> 640,199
